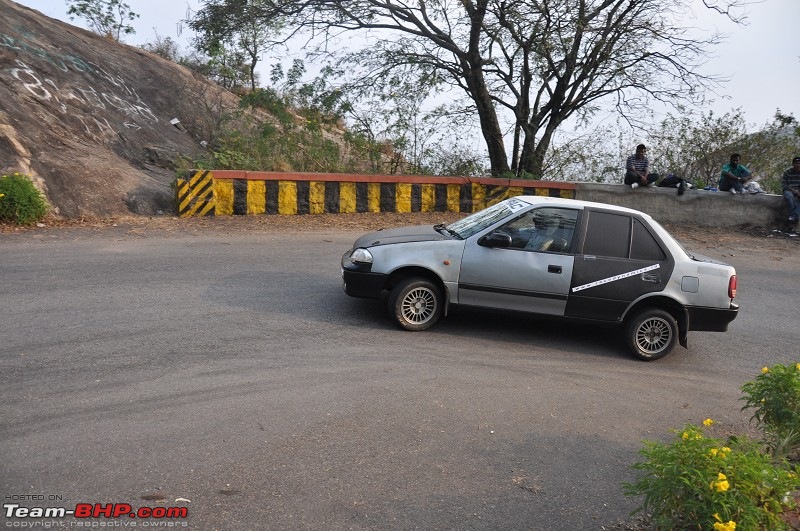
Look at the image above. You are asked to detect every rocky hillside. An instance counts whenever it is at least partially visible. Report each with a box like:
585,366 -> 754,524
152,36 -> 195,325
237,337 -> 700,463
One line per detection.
0,0 -> 242,218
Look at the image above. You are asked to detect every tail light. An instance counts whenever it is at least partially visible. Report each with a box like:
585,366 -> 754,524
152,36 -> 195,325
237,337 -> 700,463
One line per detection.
728,275 -> 737,299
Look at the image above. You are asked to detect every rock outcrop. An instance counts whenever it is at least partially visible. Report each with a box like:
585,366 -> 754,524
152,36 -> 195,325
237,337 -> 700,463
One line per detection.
0,0 -> 239,217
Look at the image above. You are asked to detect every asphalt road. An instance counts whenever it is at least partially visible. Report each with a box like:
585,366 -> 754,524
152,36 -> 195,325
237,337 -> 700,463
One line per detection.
1,219 -> 798,530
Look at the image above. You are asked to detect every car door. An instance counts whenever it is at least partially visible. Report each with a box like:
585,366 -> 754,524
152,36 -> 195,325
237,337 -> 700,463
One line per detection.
565,208 -> 675,321
457,207 -> 579,315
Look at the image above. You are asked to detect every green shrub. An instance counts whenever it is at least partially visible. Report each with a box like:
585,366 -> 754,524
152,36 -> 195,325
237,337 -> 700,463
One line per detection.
0,172 -> 48,225
742,363 -> 800,459
625,423 -> 799,530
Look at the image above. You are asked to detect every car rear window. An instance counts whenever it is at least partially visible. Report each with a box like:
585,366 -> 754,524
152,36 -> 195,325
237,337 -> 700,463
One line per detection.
631,219 -> 667,261
583,211 -> 666,260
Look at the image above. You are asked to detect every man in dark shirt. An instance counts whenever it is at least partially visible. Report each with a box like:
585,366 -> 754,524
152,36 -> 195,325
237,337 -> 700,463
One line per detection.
625,144 -> 658,189
781,156 -> 800,228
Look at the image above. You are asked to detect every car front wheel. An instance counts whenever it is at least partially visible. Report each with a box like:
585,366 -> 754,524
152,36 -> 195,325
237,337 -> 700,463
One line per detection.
388,277 -> 443,331
625,309 -> 678,361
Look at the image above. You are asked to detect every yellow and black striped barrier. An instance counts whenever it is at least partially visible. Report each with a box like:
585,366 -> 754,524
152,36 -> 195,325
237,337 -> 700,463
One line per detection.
176,170 -> 577,218
176,170 -> 214,217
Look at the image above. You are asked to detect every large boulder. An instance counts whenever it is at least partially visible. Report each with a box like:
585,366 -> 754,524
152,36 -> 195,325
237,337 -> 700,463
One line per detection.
0,0 -> 240,217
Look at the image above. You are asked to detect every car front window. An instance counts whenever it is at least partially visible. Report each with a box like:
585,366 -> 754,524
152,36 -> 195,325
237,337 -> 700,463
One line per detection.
446,198 -> 529,239
497,207 -> 579,252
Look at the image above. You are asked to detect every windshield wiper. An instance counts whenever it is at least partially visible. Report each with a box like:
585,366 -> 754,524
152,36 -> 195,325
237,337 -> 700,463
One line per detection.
434,223 -> 463,240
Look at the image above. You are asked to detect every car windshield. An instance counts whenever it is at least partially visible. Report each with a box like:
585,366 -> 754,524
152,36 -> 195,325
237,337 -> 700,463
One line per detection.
446,198 -> 529,239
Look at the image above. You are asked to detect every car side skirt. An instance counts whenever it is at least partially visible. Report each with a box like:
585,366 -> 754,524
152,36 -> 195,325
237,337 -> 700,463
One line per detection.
458,283 -> 567,300
564,296 -> 629,321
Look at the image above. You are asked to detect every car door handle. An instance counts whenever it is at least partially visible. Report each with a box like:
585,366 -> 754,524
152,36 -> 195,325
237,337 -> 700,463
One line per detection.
548,265 -> 562,274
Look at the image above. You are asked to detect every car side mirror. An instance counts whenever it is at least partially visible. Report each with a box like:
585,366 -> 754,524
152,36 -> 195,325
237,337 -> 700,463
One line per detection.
478,232 -> 512,248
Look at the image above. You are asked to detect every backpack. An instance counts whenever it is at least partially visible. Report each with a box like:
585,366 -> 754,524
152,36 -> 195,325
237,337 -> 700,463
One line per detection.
658,174 -> 683,188
658,173 -> 690,195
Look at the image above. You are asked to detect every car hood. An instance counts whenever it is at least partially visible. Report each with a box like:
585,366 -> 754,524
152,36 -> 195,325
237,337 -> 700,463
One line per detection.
352,225 -> 449,248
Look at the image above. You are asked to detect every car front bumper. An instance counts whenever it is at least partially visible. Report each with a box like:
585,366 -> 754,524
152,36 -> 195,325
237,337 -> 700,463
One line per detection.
341,250 -> 387,299
342,269 -> 387,298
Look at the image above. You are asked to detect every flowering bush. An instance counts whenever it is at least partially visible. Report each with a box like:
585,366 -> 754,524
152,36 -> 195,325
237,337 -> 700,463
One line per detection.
0,172 -> 48,225
741,363 -> 800,459
625,423 -> 799,529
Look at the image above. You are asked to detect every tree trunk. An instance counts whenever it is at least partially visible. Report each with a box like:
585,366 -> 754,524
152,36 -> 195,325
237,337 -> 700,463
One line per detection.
462,1 -> 509,176
472,83 -> 510,176
519,123 -> 556,179
249,59 -> 257,91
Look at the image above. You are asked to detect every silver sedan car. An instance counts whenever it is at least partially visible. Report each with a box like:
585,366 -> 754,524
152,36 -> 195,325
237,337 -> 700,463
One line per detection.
341,196 -> 738,360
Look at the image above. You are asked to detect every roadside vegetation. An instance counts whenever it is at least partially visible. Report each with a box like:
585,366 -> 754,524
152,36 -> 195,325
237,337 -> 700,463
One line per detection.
625,362 -> 800,529
0,173 -> 48,225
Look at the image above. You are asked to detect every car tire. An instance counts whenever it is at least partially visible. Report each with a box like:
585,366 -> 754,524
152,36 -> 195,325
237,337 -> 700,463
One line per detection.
388,277 -> 443,331
625,308 -> 678,361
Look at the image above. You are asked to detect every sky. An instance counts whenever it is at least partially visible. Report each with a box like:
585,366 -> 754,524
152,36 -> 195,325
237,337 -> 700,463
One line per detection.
9,0 -> 800,133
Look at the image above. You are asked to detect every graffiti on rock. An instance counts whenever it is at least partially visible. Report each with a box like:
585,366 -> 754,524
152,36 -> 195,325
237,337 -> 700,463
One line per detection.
2,29 -> 159,142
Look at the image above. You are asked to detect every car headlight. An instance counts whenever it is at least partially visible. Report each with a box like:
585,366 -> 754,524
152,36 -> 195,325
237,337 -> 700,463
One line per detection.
349,248 -> 373,264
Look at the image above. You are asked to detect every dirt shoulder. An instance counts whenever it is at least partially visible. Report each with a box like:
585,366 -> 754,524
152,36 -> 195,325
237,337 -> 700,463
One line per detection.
1,213 -> 798,255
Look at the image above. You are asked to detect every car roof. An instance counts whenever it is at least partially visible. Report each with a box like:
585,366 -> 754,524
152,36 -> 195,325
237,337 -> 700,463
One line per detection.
514,195 -> 653,219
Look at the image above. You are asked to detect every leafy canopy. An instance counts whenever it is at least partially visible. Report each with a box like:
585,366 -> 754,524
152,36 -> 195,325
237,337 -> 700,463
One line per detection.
190,0 -> 749,178
65,0 -> 139,41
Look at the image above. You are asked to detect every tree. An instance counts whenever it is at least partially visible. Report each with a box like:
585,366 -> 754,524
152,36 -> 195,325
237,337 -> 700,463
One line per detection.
650,108 -> 749,187
183,46 -> 253,91
209,0 -> 750,177
189,0 -> 284,91
541,124 -> 632,183
66,0 -> 139,41
731,111 -> 800,193
140,34 -> 181,62
647,109 -> 800,192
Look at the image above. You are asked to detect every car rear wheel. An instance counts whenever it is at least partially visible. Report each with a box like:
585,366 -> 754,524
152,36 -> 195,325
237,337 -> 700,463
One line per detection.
388,277 -> 443,331
625,309 -> 678,361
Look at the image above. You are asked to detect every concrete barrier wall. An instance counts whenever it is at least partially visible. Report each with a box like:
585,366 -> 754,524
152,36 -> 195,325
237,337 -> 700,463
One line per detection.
176,170 -> 786,228
176,170 -> 576,217
575,183 -> 785,228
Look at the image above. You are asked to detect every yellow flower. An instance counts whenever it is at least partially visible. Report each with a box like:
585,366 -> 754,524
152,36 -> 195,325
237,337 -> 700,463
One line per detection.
703,418 -> 714,426
762,367 -> 769,373
712,512 -> 736,530
711,447 -> 731,459
796,363 -> 800,371
711,473 -> 730,492
682,431 -> 689,440
0,193 -> 4,198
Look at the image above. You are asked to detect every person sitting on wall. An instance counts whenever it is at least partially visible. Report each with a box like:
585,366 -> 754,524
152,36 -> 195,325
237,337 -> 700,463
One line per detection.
781,156 -> 800,229
624,144 -> 659,189
718,153 -> 752,194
